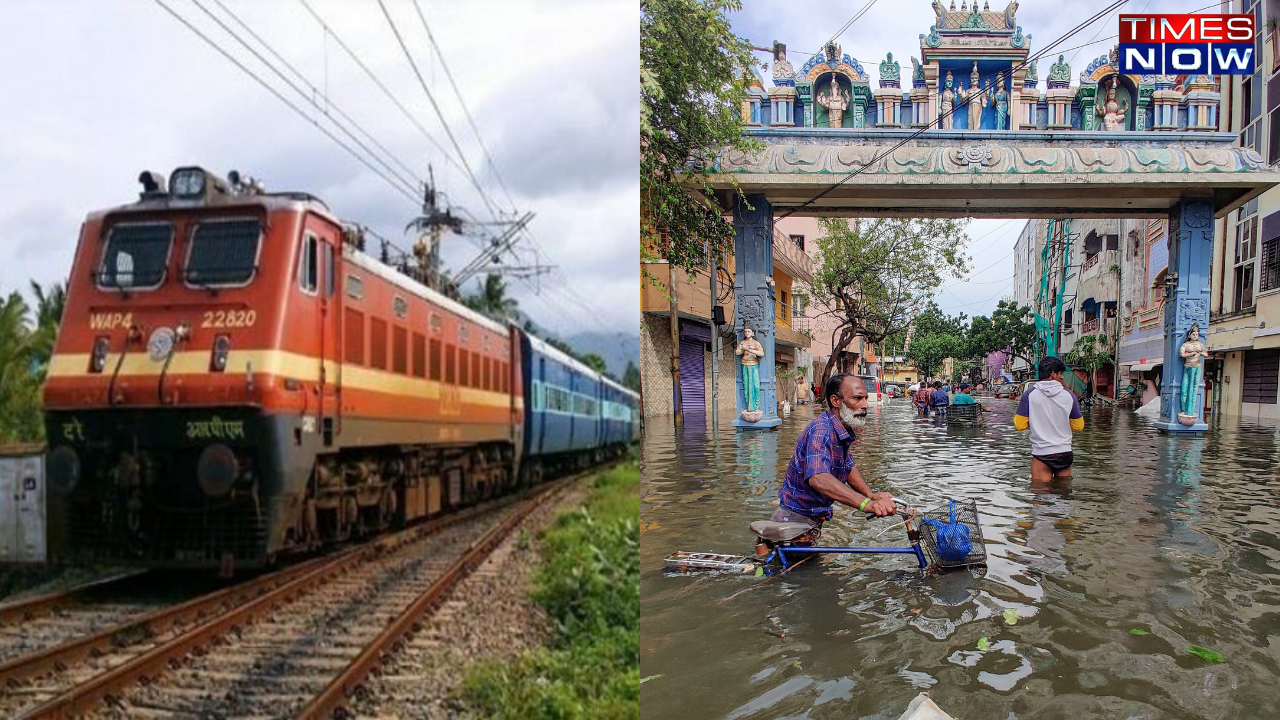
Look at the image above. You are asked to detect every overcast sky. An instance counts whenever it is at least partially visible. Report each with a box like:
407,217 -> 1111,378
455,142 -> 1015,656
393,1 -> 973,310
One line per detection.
0,0 -> 636,337
729,0 -> 1212,320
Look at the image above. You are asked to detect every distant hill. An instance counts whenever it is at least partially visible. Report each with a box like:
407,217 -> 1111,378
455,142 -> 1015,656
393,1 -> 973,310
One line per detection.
565,331 -> 639,379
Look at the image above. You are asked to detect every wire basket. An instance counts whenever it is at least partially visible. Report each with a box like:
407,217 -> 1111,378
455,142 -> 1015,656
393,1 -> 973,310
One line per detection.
919,498 -> 986,569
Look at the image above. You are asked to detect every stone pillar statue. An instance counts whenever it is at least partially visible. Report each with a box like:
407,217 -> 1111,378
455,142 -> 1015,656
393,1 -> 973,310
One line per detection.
994,71 -> 1008,130
960,61 -> 985,129
737,326 -> 765,421
940,71 -> 956,129
817,78 -> 851,127
1179,323 -> 1208,420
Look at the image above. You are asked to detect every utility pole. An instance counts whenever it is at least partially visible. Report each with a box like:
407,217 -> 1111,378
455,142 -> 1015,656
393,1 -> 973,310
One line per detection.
710,265 -> 719,430
671,264 -> 683,427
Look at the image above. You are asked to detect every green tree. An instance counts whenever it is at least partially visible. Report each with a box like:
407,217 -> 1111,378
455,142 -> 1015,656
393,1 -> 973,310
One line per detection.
464,273 -> 519,322
974,300 -> 1037,369
811,219 -> 969,388
641,0 -> 757,284
1064,333 -> 1113,397
581,353 -> 608,375
903,304 -> 967,381
0,286 -> 42,443
622,361 -> 642,393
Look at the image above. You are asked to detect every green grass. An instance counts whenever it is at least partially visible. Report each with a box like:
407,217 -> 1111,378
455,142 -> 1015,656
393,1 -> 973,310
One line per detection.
464,462 -> 639,719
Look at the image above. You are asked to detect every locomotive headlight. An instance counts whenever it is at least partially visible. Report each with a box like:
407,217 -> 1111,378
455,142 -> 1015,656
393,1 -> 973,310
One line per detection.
169,167 -> 207,198
147,326 -> 176,362
89,336 -> 110,373
197,443 -> 239,498
48,445 -> 81,494
210,334 -> 231,372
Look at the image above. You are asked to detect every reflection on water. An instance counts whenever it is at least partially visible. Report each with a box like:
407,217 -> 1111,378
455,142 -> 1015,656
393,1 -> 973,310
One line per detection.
641,400 -> 1280,719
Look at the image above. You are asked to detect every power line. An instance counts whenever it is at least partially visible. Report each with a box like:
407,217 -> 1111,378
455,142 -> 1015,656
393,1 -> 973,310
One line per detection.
151,0 -> 420,206
375,0 -> 504,224
821,0 -> 879,53
409,0 -> 520,213
295,0 -> 465,177
776,0 -> 1130,222
190,0 -> 423,197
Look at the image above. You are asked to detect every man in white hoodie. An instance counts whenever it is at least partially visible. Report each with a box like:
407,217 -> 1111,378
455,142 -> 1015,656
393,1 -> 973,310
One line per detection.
1014,356 -> 1085,481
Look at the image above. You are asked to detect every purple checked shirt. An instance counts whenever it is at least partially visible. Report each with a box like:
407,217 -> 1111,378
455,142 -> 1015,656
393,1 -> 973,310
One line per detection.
778,410 -> 856,521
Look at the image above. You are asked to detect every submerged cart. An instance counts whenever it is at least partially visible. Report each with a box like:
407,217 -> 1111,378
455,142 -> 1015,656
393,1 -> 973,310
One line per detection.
945,403 -> 983,424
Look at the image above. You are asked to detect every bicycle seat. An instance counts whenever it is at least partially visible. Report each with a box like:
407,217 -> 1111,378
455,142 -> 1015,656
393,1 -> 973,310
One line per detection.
750,520 -> 816,542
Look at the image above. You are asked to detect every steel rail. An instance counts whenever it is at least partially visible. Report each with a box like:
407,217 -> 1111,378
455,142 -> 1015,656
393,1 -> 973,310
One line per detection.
0,571 -> 146,627
294,477 -> 575,719
12,494 -> 521,720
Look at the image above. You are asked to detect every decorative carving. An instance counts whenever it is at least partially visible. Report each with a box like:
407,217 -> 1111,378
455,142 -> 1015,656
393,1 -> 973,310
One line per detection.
940,71 -> 957,130
1005,0 -> 1019,28
1097,77 -> 1128,131
994,71 -> 1009,130
1010,25 -> 1028,48
955,143 -> 995,166
772,54 -> 794,81
880,52 -> 900,81
1024,59 -> 1038,87
924,25 -> 942,48
737,294 -> 766,326
960,5 -> 991,28
817,79 -> 851,127
824,42 -> 842,65
1047,54 -> 1071,86
912,56 -> 926,85
1183,199 -> 1213,228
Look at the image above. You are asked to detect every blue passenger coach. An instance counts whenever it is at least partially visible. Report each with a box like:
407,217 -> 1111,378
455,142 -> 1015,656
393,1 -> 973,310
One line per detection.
518,328 -> 639,481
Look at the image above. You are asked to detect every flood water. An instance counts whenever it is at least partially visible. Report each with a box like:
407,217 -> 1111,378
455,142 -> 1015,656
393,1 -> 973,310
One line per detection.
640,398 -> 1280,719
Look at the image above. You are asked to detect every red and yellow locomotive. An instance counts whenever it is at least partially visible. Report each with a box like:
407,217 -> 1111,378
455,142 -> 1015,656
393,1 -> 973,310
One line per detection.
44,167 -> 527,570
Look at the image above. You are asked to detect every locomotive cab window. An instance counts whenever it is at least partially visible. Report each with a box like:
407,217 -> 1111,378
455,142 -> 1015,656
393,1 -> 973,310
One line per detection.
299,233 -> 319,294
184,219 -> 262,287
98,222 -> 173,290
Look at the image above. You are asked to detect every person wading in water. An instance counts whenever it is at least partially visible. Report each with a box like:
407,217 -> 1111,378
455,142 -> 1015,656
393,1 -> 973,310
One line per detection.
771,374 -> 897,534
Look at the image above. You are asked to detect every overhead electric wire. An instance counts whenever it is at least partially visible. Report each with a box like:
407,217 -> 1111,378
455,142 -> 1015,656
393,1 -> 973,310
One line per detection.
189,0 -> 423,197
776,0 -> 1130,222
821,0 -> 879,53
409,0 -> 520,213
296,0 -> 466,177
209,0 -> 423,188
375,0 -> 504,224
151,0 -> 420,206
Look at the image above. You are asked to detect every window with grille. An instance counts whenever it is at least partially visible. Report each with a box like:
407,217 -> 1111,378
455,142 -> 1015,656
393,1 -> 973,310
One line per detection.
1243,349 -> 1279,404
186,219 -> 262,287
1261,237 -> 1280,293
98,223 -> 172,289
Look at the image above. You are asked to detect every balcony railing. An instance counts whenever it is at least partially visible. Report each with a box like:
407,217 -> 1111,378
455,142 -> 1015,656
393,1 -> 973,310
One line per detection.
1082,253 -> 1100,272
1081,317 -> 1099,333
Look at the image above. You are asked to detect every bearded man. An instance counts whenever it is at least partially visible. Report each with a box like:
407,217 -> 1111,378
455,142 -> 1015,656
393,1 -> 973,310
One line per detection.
771,374 -> 897,531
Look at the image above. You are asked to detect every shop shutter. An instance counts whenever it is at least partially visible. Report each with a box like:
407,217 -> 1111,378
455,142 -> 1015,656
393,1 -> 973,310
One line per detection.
678,340 -> 705,415
1242,349 -> 1280,404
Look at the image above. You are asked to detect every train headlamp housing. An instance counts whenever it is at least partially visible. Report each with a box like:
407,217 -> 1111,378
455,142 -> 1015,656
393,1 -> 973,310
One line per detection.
211,334 -> 231,372
90,336 -> 110,373
48,445 -> 81,494
169,167 -> 207,199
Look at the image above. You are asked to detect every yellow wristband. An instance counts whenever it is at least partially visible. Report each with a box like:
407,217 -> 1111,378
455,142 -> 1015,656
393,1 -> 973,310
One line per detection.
859,497 -> 870,512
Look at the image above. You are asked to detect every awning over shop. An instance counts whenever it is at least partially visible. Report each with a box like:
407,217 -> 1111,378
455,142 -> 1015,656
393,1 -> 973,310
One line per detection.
1128,361 -> 1162,372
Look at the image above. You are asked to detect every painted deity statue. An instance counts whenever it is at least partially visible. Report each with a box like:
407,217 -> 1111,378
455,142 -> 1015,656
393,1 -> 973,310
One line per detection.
817,79 -> 851,127
993,71 -> 1008,130
959,62 -> 986,130
940,71 -> 956,129
1097,77 -> 1128,131
1179,323 -> 1209,418
737,327 -> 765,414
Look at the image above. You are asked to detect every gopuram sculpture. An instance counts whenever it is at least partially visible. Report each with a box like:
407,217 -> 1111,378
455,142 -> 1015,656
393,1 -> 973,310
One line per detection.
993,71 -> 1008,130
940,71 -> 957,129
959,62 -> 987,130
880,52 -> 900,82
737,326 -> 765,422
1097,76 -> 1128,131
1178,323 -> 1209,422
817,80 -> 851,127
772,45 -> 794,81
1047,54 -> 1072,86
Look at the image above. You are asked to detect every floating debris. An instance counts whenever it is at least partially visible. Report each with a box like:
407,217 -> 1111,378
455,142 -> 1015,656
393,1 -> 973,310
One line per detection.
1187,645 -> 1225,663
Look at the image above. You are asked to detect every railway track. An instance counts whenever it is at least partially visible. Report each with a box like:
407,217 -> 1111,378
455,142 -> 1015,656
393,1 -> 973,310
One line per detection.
0,473 -> 580,720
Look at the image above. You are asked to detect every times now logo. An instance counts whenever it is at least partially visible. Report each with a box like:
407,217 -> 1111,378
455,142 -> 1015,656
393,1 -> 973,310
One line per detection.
1118,15 -> 1255,75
